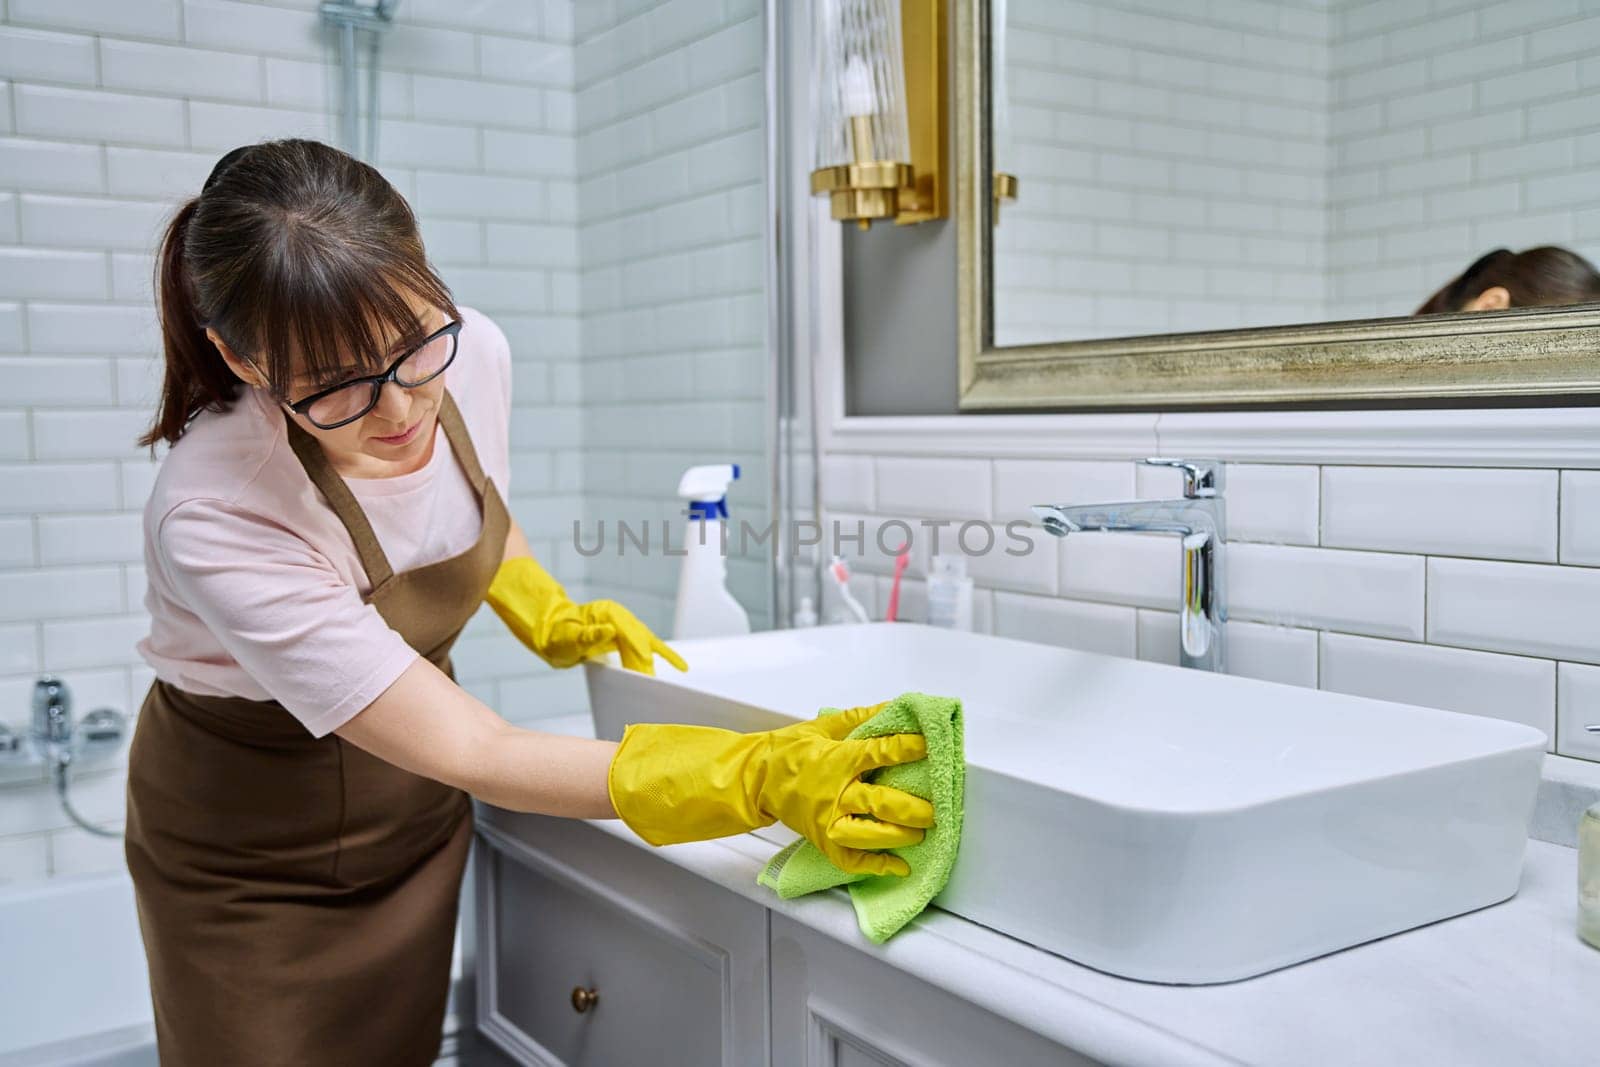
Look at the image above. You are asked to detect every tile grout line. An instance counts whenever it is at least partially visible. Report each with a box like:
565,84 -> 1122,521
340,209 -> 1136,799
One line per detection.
1554,468 -> 1562,565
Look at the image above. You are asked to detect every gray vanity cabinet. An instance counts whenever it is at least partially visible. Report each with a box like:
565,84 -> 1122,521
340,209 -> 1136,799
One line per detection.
474,812 -> 1093,1067
473,813 -> 771,1067
769,916 -> 1097,1067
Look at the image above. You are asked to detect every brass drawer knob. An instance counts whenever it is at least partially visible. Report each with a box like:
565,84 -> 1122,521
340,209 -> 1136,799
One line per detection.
570,986 -> 599,1014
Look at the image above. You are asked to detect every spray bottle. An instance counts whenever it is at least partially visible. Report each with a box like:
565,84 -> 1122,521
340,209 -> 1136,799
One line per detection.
672,463 -> 752,640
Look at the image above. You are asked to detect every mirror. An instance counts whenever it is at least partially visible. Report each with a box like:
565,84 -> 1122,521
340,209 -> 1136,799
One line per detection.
955,0 -> 1600,409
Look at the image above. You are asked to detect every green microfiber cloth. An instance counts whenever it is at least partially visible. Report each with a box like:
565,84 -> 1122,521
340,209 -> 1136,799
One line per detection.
757,691 -> 964,943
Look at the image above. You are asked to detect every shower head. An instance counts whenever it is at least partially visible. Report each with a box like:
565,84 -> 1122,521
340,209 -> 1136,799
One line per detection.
319,0 -> 399,26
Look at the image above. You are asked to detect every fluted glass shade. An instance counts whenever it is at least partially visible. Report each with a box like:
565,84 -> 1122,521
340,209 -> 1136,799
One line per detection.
810,0 -> 914,225
813,0 -> 911,167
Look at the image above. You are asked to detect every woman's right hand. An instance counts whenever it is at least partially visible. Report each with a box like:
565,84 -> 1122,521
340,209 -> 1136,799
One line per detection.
607,703 -> 935,876
335,659 -> 928,868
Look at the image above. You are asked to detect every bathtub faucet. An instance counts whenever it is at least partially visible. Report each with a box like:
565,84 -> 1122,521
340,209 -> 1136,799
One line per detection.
2,678 -> 129,838
2,677 -> 127,765
32,677 -> 73,756
1033,458 -> 1226,673
23,677 -> 125,767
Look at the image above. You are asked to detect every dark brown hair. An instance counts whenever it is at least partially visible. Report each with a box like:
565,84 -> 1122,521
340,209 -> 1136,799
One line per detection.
141,138 -> 459,448
1415,245 -> 1600,315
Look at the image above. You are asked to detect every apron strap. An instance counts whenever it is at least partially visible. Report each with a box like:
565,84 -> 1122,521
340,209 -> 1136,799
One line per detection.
435,390 -> 489,494
282,389 -> 492,592
283,406 -> 396,589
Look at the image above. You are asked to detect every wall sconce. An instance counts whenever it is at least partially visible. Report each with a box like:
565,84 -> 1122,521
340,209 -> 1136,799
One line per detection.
993,172 -> 1018,220
990,0 -> 1018,223
810,0 -> 947,230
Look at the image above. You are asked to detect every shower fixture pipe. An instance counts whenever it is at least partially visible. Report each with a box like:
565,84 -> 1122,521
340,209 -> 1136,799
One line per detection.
319,1 -> 400,160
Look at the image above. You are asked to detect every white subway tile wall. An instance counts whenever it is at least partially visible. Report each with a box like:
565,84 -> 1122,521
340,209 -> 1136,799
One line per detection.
575,0 -> 768,632
1139,462 -> 1322,546
996,0 -> 1332,343
1330,0 -> 1600,319
995,0 -> 1600,337
997,590 -> 1137,658
876,457 -> 993,521
1221,618 -> 1322,688
1,0 -> 585,881
1561,470 -> 1600,565
996,458 -> 1133,521
825,451 -> 1599,767
1059,531 -> 1179,609
1321,465 -> 1558,561
1557,663 -> 1600,762
1136,610 -> 1321,688
1320,631 -> 1556,742
1235,542 -> 1427,638
1428,556 -> 1600,664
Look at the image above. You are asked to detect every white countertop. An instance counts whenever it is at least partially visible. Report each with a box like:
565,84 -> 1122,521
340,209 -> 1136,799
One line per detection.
525,713 -> 1600,1067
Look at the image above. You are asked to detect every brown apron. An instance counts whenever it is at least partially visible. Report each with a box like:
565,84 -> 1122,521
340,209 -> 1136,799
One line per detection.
125,390 -> 508,1067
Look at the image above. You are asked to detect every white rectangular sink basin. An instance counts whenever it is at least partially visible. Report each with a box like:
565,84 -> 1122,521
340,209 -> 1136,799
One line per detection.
585,623 -> 1544,984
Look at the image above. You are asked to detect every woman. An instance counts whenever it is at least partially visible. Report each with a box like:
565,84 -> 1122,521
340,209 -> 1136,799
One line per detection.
1415,245 -> 1600,314
125,139 -> 932,1066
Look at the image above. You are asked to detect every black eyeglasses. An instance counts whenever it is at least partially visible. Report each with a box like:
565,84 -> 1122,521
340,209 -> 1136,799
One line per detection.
284,319 -> 463,430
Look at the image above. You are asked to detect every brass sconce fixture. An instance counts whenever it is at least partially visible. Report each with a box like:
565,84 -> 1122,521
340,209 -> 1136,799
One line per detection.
989,0 -> 1017,223
810,0 -> 948,229
993,171 -> 1018,221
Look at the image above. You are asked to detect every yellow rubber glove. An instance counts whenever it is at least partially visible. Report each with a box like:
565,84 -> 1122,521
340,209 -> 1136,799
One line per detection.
608,702 -> 935,876
486,556 -> 688,675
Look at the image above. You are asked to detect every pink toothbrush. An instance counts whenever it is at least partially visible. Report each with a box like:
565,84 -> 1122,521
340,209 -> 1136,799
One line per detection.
885,547 -> 910,622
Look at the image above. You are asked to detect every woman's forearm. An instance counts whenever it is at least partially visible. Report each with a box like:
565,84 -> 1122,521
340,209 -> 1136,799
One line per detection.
461,722 -> 619,818
503,513 -> 532,563
337,656 -> 620,819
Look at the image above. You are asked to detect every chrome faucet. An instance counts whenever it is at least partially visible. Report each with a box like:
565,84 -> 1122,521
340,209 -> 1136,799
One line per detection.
3,677 -> 128,838
1033,458 -> 1226,672
33,677 -> 73,754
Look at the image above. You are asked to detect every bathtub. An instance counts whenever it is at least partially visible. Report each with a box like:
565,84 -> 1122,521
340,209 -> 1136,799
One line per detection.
0,868 -> 475,1065
0,871 -> 156,1066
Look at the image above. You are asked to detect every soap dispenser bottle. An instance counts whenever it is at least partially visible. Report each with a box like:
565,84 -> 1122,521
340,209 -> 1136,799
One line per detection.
672,463 -> 751,640
925,554 -> 974,631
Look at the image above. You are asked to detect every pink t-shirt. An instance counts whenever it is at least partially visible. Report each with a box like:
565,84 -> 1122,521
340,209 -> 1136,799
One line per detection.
137,305 -> 512,738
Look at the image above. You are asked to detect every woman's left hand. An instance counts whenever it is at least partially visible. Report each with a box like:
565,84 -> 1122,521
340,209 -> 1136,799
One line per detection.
575,597 -> 688,675
486,556 -> 687,675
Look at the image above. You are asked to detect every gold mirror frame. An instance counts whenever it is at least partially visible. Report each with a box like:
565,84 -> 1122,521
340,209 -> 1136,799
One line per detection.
954,0 -> 1600,411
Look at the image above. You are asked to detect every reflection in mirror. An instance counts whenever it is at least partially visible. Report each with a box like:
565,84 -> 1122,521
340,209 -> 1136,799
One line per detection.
1414,246 -> 1600,315
990,1 -> 1600,347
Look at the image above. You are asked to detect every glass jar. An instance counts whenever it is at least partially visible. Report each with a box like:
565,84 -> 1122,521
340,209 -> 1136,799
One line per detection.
1582,802 -> 1600,950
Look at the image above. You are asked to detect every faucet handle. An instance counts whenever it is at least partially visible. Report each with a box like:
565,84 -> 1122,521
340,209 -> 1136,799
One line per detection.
1142,458 -> 1223,499
32,677 -> 72,743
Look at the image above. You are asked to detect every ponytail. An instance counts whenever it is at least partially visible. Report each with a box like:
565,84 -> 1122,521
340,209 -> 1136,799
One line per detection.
138,197 -> 241,450
136,138 -> 459,452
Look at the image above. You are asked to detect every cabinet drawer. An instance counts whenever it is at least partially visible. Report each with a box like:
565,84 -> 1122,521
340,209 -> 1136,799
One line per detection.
475,814 -> 769,1067
492,856 -> 720,1066
771,915 -> 1098,1067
